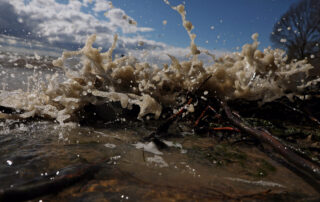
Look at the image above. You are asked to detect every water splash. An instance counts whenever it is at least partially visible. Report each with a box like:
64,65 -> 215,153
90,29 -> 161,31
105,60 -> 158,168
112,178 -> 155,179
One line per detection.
0,3 -> 318,124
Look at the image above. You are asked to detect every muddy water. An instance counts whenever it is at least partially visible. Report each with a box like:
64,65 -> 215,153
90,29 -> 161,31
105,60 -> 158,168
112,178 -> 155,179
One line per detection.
0,51 -> 319,201
0,119 -> 319,201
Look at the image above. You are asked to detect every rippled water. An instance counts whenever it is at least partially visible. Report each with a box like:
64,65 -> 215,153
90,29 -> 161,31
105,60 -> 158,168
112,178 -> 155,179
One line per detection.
0,50 -> 320,201
0,120 -> 319,201
1,105 -> 320,200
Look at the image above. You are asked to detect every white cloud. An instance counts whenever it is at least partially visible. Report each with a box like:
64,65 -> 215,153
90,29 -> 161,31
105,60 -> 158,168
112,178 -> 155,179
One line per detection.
0,0 -> 228,65
127,45 -> 227,65
104,8 -> 153,33
93,0 -> 113,12
3,0 -> 152,48
82,0 -> 93,7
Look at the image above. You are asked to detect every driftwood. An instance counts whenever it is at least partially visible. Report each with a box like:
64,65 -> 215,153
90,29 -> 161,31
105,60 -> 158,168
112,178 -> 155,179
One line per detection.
220,100 -> 320,186
146,93 -> 320,192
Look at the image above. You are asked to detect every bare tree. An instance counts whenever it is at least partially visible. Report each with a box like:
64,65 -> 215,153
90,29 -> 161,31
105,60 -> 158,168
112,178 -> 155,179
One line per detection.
270,0 -> 320,61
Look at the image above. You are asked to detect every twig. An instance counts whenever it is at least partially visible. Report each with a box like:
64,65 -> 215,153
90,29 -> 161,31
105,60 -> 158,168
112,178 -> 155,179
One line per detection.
221,100 -> 320,182
302,106 -> 320,126
194,105 -> 218,127
275,100 -> 320,126
146,75 -> 213,140
212,127 -> 240,132
153,97 -> 193,137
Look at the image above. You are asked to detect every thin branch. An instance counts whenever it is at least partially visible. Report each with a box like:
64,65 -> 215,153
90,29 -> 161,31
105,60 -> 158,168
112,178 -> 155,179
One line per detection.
221,100 -> 320,182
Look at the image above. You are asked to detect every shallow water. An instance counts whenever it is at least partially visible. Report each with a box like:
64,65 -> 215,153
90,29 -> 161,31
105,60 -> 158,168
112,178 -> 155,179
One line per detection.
1,1 -> 320,198
0,119 -> 319,201
0,50 -> 62,91
0,46 -> 320,201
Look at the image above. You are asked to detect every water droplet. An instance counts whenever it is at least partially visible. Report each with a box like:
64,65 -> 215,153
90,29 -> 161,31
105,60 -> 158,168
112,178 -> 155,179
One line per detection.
280,38 -> 287,43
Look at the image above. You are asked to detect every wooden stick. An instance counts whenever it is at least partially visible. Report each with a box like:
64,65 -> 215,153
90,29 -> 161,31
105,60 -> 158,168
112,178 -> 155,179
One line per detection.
212,127 -> 240,132
194,105 -> 218,127
221,100 -> 320,181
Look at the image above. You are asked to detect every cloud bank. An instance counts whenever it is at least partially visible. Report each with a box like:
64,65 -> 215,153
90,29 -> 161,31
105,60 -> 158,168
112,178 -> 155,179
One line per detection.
0,0 -> 227,64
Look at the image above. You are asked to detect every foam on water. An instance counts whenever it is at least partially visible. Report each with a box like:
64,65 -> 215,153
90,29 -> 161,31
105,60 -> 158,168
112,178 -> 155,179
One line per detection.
0,2 -> 318,124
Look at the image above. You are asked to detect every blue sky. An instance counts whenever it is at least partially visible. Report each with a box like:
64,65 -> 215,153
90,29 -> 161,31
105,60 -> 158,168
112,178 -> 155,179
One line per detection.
107,0 -> 300,51
0,0 -> 301,62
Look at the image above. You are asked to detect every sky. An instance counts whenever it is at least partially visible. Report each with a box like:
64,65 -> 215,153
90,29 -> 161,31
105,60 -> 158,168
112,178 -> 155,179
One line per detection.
0,0 -> 301,63
109,0 -> 300,50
